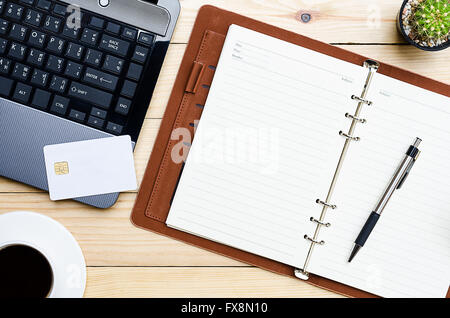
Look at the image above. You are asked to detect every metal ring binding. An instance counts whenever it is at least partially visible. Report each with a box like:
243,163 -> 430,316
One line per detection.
339,131 -> 360,141
304,235 -> 325,245
294,268 -> 310,280
297,59 -> 380,281
345,113 -> 366,124
310,217 -> 331,227
315,199 -> 337,209
351,95 -> 373,106
364,59 -> 380,71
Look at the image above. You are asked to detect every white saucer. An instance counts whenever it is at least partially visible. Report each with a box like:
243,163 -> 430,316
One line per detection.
0,211 -> 86,298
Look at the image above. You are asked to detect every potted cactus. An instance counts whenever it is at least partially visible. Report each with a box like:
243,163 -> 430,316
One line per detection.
397,0 -> 449,51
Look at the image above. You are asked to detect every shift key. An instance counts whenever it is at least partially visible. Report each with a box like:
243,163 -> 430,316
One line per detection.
83,68 -> 118,91
69,82 -> 112,109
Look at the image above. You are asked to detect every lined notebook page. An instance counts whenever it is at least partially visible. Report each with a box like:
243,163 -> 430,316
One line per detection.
167,25 -> 367,268
309,73 -> 450,297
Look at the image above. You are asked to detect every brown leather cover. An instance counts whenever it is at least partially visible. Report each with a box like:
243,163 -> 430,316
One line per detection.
131,5 -> 450,298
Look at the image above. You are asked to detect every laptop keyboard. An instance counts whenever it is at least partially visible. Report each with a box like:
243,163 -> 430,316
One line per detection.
0,0 -> 155,136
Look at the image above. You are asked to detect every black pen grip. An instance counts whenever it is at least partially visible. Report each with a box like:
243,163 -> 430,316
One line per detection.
355,212 -> 380,247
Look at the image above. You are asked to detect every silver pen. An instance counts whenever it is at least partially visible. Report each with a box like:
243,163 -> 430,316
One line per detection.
348,137 -> 422,262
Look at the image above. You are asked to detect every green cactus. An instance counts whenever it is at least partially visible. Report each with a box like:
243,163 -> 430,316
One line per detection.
411,0 -> 450,43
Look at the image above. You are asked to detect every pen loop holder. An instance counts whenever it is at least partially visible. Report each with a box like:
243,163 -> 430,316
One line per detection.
315,199 -> 337,210
304,235 -> 325,245
310,217 -> 331,227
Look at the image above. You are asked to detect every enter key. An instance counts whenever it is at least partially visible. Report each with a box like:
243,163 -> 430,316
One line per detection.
83,68 -> 119,91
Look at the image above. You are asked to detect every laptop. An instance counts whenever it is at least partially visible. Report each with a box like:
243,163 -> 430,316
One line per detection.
0,0 -> 180,208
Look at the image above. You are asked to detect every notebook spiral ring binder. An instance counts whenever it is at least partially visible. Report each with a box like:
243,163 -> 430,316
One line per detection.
304,235 -> 325,245
316,199 -> 337,209
295,59 -> 380,280
310,216 -> 331,227
351,95 -> 373,106
339,131 -> 360,141
345,113 -> 367,124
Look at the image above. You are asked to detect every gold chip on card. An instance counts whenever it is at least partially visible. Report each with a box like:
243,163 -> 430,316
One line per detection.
54,161 -> 69,175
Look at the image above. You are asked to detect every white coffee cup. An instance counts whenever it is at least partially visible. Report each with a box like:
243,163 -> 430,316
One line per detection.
0,212 -> 86,298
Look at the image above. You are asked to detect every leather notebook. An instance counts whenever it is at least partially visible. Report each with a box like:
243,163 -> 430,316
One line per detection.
131,5 -> 450,298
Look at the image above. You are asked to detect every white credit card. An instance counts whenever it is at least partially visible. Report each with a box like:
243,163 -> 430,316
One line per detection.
43,135 -> 137,201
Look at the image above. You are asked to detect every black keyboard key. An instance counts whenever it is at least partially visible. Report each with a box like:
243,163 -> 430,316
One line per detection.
122,27 -> 137,41
84,49 -> 102,67
69,109 -> 86,122
106,122 -> 123,135
9,24 -> 28,42
12,63 -> 31,80
13,82 -> 32,104
87,115 -> 104,129
36,0 -> 51,11
0,57 -> 11,74
5,3 -> 25,21
80,28 -> 99,46
30,69 -> 49,87
65,42 -> 84,60
106,22 -> 120,35
126,63 -> 143,81
8,43 -> 27,61
46,55 -> 65,73
68,82 -> 112,109
47,36 -> 65,54
83,67 -> 118,91
0,76 -> 14,96
64,61 -> 82,79
0,38 -> 7,54
0,19 -> 8,35
50,95 -> 69,115
53,4 -> 66,16
31,88 -> 51,110
62,25 -> 80,39
99,34 -> 130,57
103,55 -> 124,75
28,29 -> 46,48
121,80 -> 137,98
91,107 -> 107,119
27,48 -> 45,67
138,32 -> 153,46
49,75 -> 68,93
132,46 -> 149,64
115,97 -> 131,116
44,16 -> 62,33
89,17 -> 104,29
24,9 -> 43,27
0,3 -> 157,136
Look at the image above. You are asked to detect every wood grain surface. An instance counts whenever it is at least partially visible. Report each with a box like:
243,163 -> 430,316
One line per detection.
0,0 -> 448,298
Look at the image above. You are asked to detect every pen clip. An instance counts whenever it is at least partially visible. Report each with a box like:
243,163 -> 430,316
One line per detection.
397,151 -> 420,189
396,169 -> 410,190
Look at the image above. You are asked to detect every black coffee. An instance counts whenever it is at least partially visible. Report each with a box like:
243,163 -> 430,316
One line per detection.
0,244 -> 53,298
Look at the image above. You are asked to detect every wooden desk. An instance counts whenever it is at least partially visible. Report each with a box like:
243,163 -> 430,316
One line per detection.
0,0 -> 448,297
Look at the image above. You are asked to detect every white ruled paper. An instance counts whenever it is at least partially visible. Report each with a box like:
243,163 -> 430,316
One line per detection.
167,24 -> 450,298
167,25 -> 365,269
310,73 -> 450,298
